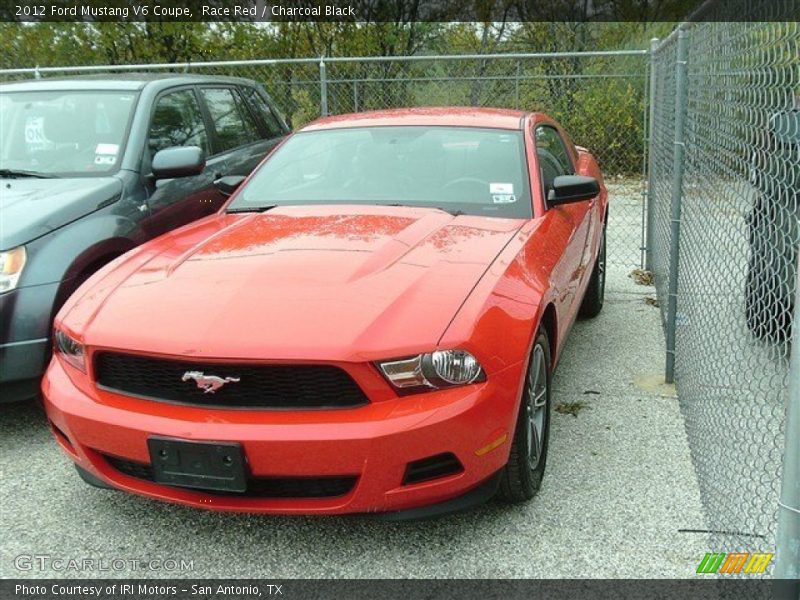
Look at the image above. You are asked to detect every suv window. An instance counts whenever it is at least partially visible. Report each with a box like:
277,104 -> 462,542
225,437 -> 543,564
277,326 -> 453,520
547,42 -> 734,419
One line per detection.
149,89 -> 209,155
535,125 -> 574,195
200,87 -> 260,153
241,87 -> 285,139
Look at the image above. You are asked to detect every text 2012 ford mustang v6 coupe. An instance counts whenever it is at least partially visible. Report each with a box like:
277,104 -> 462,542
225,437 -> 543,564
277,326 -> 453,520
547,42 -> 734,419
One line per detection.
42,108 -> 607,517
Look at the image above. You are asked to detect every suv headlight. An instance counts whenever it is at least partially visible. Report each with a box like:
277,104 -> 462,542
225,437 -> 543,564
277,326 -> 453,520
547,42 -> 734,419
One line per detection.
54,329 -> 86,373
0,246 -> 26,292
378,350 -> 485,391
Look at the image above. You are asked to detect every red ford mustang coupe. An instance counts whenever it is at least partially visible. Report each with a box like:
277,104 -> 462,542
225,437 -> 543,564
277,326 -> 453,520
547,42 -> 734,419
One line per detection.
42,108 -> 607,518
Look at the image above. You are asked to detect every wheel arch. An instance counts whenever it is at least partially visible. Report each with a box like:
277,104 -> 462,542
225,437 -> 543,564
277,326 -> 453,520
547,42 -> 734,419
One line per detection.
538,302 -> 558,365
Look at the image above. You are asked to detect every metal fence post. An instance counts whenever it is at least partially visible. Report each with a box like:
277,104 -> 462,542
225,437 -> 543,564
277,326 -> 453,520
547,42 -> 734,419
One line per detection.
514,61 -> 521,109
319,57 -> 328,117
664,29 -> 690,384
776,250 -> 800,578
644,37 -> 659,272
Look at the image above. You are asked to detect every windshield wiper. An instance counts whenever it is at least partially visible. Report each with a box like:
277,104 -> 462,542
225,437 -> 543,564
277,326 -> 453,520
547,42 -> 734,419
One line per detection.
0,168 -> 53,179
226,205 -> 277,214
384,203 -> 465,217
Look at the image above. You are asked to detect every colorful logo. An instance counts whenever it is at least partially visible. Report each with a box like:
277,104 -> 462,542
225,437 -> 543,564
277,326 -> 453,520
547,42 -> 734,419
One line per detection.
696,552 -> 774,574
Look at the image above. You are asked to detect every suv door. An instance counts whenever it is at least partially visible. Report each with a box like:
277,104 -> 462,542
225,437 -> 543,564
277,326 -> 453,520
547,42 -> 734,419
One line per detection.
197,85 -> 285,180
142,86 -> 228,238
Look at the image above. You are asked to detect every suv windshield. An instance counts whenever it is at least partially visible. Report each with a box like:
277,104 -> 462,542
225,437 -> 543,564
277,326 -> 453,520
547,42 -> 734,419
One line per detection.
0,90 -> 137,177
231,126 -> 531,218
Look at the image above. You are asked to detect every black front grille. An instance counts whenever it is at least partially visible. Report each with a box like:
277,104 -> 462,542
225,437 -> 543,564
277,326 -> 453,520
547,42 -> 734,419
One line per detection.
104,455 -> 357,498
94,352 -> 369,409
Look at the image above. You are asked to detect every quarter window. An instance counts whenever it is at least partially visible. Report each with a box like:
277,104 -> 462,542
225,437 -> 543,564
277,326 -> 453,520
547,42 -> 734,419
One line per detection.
200,87 -> 260,152
148,90 -> 209,155
535,125 -> 574,195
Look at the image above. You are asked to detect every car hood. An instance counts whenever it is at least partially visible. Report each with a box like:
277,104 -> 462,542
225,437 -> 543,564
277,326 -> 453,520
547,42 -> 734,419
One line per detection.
68,205 -> 523,361
0,176 -> 123,249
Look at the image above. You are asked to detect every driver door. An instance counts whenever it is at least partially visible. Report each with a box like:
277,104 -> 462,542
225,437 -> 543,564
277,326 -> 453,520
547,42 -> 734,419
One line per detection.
536,125 -> 592,321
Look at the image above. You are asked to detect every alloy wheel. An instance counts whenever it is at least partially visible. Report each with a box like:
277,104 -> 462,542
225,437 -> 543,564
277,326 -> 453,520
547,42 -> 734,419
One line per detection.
525,344 -> 548,471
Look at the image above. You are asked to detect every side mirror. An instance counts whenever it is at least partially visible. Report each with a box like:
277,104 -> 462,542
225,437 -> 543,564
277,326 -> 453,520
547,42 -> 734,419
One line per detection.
214,175 -> 246,196
547,175 -> 600,207
151,146 -> 205,180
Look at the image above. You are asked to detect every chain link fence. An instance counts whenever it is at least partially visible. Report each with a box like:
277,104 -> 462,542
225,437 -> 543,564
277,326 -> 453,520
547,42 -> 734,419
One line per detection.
648,16 -> 799,573
0,51 -> 649,271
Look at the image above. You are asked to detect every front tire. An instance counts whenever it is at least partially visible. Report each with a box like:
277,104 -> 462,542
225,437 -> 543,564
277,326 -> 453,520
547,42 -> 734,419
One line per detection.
499,329 -> 551,503
579,225 -> 606,318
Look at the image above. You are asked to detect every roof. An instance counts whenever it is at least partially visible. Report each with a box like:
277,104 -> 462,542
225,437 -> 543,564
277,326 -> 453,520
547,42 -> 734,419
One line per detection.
0,73 -> 257,93
301,107 -> 530,132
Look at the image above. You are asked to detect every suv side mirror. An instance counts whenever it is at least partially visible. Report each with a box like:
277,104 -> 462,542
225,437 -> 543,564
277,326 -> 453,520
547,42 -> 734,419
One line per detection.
547,175 -> 600,207
214,175 -> 246,196
152,146 -> 205,180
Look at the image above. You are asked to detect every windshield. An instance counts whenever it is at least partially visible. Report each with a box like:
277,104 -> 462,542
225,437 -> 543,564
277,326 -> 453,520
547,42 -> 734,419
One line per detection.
231,126 -> 531,218
0,90 -> 137,177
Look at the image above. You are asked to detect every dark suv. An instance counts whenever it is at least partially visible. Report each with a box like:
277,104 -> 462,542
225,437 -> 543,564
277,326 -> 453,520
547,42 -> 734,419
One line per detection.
0,74 -> 289,402
745,105 -> 800,341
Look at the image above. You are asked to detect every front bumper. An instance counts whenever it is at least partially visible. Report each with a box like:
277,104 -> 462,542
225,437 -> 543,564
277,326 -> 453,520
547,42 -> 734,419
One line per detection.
42,356 -> 524,515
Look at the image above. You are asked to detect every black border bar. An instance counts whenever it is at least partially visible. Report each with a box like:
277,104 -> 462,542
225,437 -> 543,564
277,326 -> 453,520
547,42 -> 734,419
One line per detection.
3,579 -> 800,600
0,0 -> 798,23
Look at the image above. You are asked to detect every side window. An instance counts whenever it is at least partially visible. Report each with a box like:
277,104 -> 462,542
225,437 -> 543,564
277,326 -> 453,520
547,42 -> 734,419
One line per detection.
149,90 -> 209,155
535,125 -> 574,195
199,87 -> 260,152
241,87 -> 286,139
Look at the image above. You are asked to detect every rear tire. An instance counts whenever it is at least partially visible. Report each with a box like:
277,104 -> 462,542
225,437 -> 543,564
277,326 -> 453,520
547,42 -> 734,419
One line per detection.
745,254 -> 794,343
499,329 -> 551,503
745,201 -> 795,343
579,225 -> 606,318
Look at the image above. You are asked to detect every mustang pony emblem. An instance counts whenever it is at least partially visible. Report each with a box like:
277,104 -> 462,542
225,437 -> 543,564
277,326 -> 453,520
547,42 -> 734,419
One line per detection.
181,371 -> 240,393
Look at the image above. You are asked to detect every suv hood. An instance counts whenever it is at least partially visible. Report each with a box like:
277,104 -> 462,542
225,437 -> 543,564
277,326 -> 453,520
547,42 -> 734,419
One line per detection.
66,205 -> 523,361
0,176 -> 122,249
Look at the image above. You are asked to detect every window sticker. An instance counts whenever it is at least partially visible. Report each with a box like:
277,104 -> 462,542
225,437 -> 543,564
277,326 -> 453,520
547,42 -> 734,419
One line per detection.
490,182 -> 516,203
95,143 -> 119,155
490,182 -> 514,194
24,116 -> 46,145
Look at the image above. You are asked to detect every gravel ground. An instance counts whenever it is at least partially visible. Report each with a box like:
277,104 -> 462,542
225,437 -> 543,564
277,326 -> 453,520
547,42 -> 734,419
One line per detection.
0,257 -> 710,579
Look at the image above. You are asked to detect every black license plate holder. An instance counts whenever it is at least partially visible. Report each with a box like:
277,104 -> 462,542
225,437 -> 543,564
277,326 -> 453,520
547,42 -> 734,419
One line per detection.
147,437 -> 247,493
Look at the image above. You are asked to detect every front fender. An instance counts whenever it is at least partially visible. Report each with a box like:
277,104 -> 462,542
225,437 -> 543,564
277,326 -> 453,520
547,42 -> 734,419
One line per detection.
438,218 -> 557,376
23,212 -> 140,289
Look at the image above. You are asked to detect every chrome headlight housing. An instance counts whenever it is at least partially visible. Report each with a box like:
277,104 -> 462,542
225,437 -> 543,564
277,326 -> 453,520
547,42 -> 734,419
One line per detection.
0,246 -> 26,292
378,350 -> 485,391
54,329 -> 86,373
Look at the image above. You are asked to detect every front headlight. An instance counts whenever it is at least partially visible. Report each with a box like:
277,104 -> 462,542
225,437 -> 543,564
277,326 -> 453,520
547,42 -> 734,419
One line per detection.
54,329 -> 86,373
0,246 -> 26,292
378,350 -> 485,392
